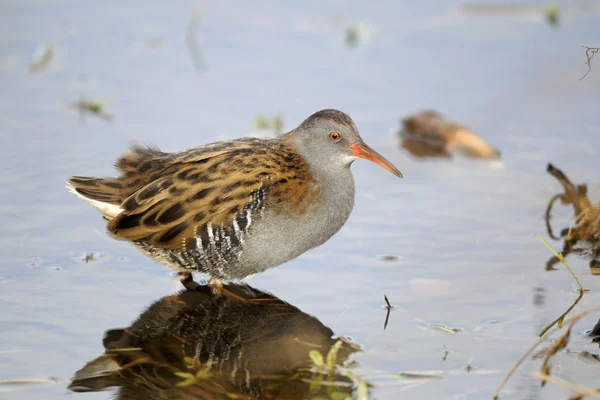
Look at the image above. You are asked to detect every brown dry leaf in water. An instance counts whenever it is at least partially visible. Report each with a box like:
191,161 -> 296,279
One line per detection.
398,111 -> 500,160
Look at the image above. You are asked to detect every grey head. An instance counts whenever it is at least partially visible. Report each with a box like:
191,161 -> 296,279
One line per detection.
290,109 -> 403,178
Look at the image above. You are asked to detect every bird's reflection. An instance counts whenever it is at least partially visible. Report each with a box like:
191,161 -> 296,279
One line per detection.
69,283 -> 360,400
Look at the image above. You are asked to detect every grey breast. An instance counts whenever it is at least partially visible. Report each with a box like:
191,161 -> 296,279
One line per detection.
233,169 -> 356,279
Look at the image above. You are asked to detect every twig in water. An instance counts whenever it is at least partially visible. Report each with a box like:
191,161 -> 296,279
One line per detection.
383,294 -> 393,330
579,46 -> 599,81
443,345 -> 449,361
491,305 -> 600,400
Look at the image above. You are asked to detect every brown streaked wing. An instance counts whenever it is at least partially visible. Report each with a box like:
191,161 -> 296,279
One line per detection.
107,139 -> 320,250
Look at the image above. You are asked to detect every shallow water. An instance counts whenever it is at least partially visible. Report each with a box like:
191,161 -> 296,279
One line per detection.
1,0 -> 599,399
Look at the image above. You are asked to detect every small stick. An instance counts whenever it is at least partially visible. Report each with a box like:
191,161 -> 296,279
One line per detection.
384,294 -> 391,308
579,46 -> 600,81
383,294 -> 392,331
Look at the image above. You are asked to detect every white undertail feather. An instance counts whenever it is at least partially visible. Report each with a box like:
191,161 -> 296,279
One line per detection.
65,181 -> 123,219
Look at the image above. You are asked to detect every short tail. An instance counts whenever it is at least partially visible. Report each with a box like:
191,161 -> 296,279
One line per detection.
67,144 -> 169,219
66,177 -> 124,219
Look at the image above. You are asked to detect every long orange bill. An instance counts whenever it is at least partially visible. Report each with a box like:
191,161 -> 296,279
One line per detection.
350,140 -> 403,178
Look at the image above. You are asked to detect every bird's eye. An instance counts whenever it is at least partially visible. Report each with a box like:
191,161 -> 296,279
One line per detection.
329,132 -> 341,141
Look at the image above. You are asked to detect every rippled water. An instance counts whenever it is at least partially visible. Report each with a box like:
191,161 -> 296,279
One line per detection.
1,1 -> 599,399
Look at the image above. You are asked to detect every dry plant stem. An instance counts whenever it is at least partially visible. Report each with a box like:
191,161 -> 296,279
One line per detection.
490,305 -> 600,400
579,46 -> 600,81
531,372 -> 600,398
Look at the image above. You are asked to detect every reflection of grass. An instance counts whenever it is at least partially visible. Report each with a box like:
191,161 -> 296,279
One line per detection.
253,112 -> 284,136
186,3 -> 207,71
538,236 -> 587,336
68,97 -> 113,122
459,1 -> 561,27
306,340 -> 370,400
174,356 -> 213,387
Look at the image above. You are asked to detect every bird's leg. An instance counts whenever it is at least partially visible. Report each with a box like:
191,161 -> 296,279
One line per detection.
180,272 -> 200,291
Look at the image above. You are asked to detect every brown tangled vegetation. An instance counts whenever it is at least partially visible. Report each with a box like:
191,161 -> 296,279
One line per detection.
544,163 -> 600,271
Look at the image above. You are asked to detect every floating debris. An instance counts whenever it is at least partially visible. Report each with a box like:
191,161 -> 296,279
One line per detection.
251,112 -> 284,136
378,255 -> 399,262
186,3 -> 207,71
432,324 -> 462,334
459,1 -> 562,27
580,46 -> 599,81
68,97 -> 113,122
398,111 -> 500,160
543,1 -> 560,26
328,18 -> 371,49
73,251 -> 105,264
383,294 -> 394,330
29,42 -> 53,73
28,257 -> 42,268
0,377 -> 58,385
544,163 -> 600,271
345,25 -> 360,47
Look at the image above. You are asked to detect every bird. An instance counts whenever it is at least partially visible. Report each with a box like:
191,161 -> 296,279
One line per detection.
67,109 -> 402,292
399,110 -> 501,160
